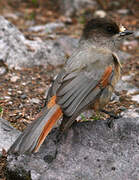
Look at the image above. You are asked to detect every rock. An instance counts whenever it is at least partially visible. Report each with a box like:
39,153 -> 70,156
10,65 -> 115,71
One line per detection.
94,10 -> 106,18
25,35 -> 79,67
123,40 -> 138,50
118,106 -> 127,111
116,78 -> 138,94
59,0 -> 97,16
117,50 -> 131,63
45,22 -> 65,33
28,22 -> 65,33
10,75 -> 20,82
121,74 -> 132,81
56,35 -> 79,55
30,39 -> 66,66
17,90 -> 22,94
0,16 -> 34,68
20,94 -> 27,99
0,118 -> 21,153
6,117 -> 139,180
117,9 -> 130,15
4,13 -> 19,20
8,101 -> 13,105
132,95 -> 139,103
134,31 -> 139,39
3,96 -> 11,100
121,108 -> 139,118
110,93 -> 119,102
0,16 -> 72,69
28,25 -> 47,32
0,66 -> 7,75
135,108 -> 139,113
109,1 -> 120,8
30,98 -> 40,104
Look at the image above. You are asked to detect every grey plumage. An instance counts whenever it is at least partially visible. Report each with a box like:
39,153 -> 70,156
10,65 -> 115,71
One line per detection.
56,44 -> 114,116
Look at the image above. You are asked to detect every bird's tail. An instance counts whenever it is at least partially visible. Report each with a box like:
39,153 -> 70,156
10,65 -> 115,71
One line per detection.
8,96 -> 63,154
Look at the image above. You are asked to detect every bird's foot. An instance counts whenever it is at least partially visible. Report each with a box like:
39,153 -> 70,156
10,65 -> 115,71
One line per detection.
101,109 -> 121,119
101,109 -> 122,128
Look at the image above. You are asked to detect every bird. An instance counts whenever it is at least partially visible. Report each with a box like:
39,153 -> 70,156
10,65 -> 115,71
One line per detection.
8,18 -> 133,154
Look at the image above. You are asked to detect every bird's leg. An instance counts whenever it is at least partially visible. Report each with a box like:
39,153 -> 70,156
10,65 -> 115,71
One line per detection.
55,115 -> 68,143
101,109 -> 121,119
101,109 -> 122,128
56,115 -> 78,143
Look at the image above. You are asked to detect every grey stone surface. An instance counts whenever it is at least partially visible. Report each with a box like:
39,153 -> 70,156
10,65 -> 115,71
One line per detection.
0,66 -> 7,75
0,16 -> 67,68
117,50 -> 131,63
28,22 -> 65,33
6,117 -> 139,180
117,9 -> 130,15
134,31 -> 139,39
0,16 -> 34,68
24,35 -> 78,67
59,0 -> 97,16
0,118 -> 21,153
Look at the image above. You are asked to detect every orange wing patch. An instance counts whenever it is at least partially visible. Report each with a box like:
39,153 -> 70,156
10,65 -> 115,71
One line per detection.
47,96 -> 57,109
100,66 -> 113,88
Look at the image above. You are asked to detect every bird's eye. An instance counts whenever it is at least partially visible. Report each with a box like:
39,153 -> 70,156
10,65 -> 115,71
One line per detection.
106,26 -> 114,33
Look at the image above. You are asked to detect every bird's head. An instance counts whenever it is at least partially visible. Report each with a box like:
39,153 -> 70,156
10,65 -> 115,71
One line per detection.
81,18 -> 133,50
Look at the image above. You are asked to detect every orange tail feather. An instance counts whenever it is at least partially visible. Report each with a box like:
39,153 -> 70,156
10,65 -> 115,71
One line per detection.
34,106 -> 62,152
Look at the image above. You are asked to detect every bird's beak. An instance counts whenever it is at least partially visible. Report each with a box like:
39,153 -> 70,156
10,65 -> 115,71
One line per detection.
119,30 -> 133,36
119,25 -> 133,36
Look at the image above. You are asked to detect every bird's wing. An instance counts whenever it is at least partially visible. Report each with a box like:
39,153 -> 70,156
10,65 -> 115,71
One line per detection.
55,47 -> 115,131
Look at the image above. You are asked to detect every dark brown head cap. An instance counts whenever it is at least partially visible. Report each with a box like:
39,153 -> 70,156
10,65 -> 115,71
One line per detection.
82,18 -> 120,39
